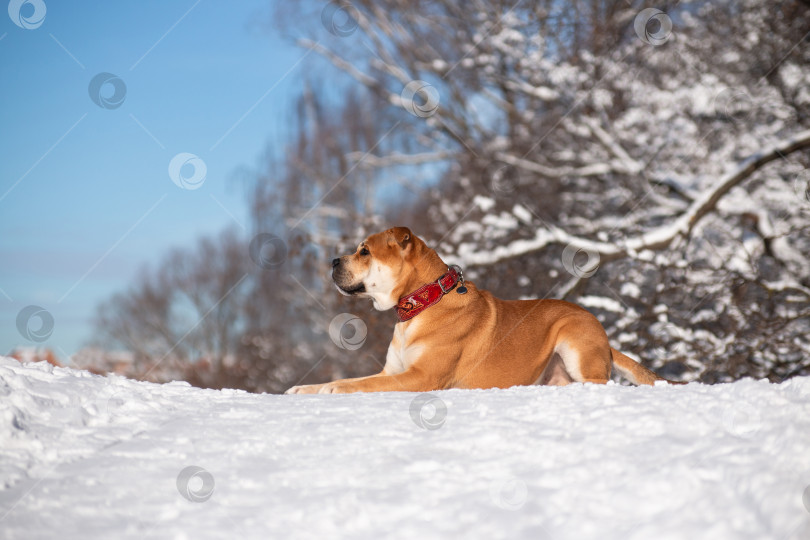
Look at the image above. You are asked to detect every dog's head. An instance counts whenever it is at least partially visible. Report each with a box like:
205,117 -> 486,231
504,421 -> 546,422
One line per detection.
332,226 -> 427,311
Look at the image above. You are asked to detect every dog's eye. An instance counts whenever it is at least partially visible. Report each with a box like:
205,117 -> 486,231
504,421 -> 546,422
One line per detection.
359,247 -> 370,256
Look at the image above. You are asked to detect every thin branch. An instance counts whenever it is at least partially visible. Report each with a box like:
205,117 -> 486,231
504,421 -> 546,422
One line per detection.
346,150 -> 457,167
494,151 -> 614,178
582,117 -> 643,174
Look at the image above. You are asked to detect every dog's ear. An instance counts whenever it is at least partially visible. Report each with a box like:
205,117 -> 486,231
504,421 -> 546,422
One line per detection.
389,226 -> 412,250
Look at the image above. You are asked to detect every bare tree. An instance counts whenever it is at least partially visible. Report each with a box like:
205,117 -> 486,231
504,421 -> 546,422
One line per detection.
93,228 -> 252,386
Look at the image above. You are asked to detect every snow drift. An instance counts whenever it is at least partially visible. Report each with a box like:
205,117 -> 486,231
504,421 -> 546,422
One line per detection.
1,356 -> 809,540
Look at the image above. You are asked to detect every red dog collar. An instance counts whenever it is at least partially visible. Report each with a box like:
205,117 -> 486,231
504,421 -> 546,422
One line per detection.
395,266 -> 465,322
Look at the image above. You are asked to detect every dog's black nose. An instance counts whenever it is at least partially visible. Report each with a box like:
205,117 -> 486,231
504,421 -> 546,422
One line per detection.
331,258 -> 340,268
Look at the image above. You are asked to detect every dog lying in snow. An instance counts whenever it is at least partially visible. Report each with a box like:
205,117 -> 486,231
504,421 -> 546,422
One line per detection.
286,227 -> 679,394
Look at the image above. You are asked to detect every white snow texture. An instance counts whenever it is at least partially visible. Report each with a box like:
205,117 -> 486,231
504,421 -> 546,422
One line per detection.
1,356 -> 809,540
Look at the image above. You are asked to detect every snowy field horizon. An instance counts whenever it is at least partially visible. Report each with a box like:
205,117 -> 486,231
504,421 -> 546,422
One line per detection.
1,356 -> 809,540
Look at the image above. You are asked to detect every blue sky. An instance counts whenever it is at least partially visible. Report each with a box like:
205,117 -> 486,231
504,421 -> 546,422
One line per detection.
0,1 -> 319,356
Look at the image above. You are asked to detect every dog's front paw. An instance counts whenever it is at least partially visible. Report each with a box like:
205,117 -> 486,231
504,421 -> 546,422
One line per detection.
318,382 -> 353,394
285,384 -> 323,395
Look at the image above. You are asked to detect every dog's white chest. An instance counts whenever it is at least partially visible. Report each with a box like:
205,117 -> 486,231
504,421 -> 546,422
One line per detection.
383,319 -> 423,375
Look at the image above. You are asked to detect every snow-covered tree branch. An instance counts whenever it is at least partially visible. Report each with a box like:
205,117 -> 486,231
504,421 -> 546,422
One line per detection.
456,129 -> 810,267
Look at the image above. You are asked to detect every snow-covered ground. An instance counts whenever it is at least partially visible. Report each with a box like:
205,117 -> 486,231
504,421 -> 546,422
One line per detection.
1,356 -> 809,540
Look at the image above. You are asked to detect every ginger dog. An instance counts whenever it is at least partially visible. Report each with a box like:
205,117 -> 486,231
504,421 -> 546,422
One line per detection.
286,227 -> 677,394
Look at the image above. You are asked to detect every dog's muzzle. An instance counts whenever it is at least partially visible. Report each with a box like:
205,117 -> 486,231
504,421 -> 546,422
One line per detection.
332,257 -> 365,295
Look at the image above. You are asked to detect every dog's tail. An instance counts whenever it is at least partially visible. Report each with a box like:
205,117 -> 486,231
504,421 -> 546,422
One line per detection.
610,348 -> 685,386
